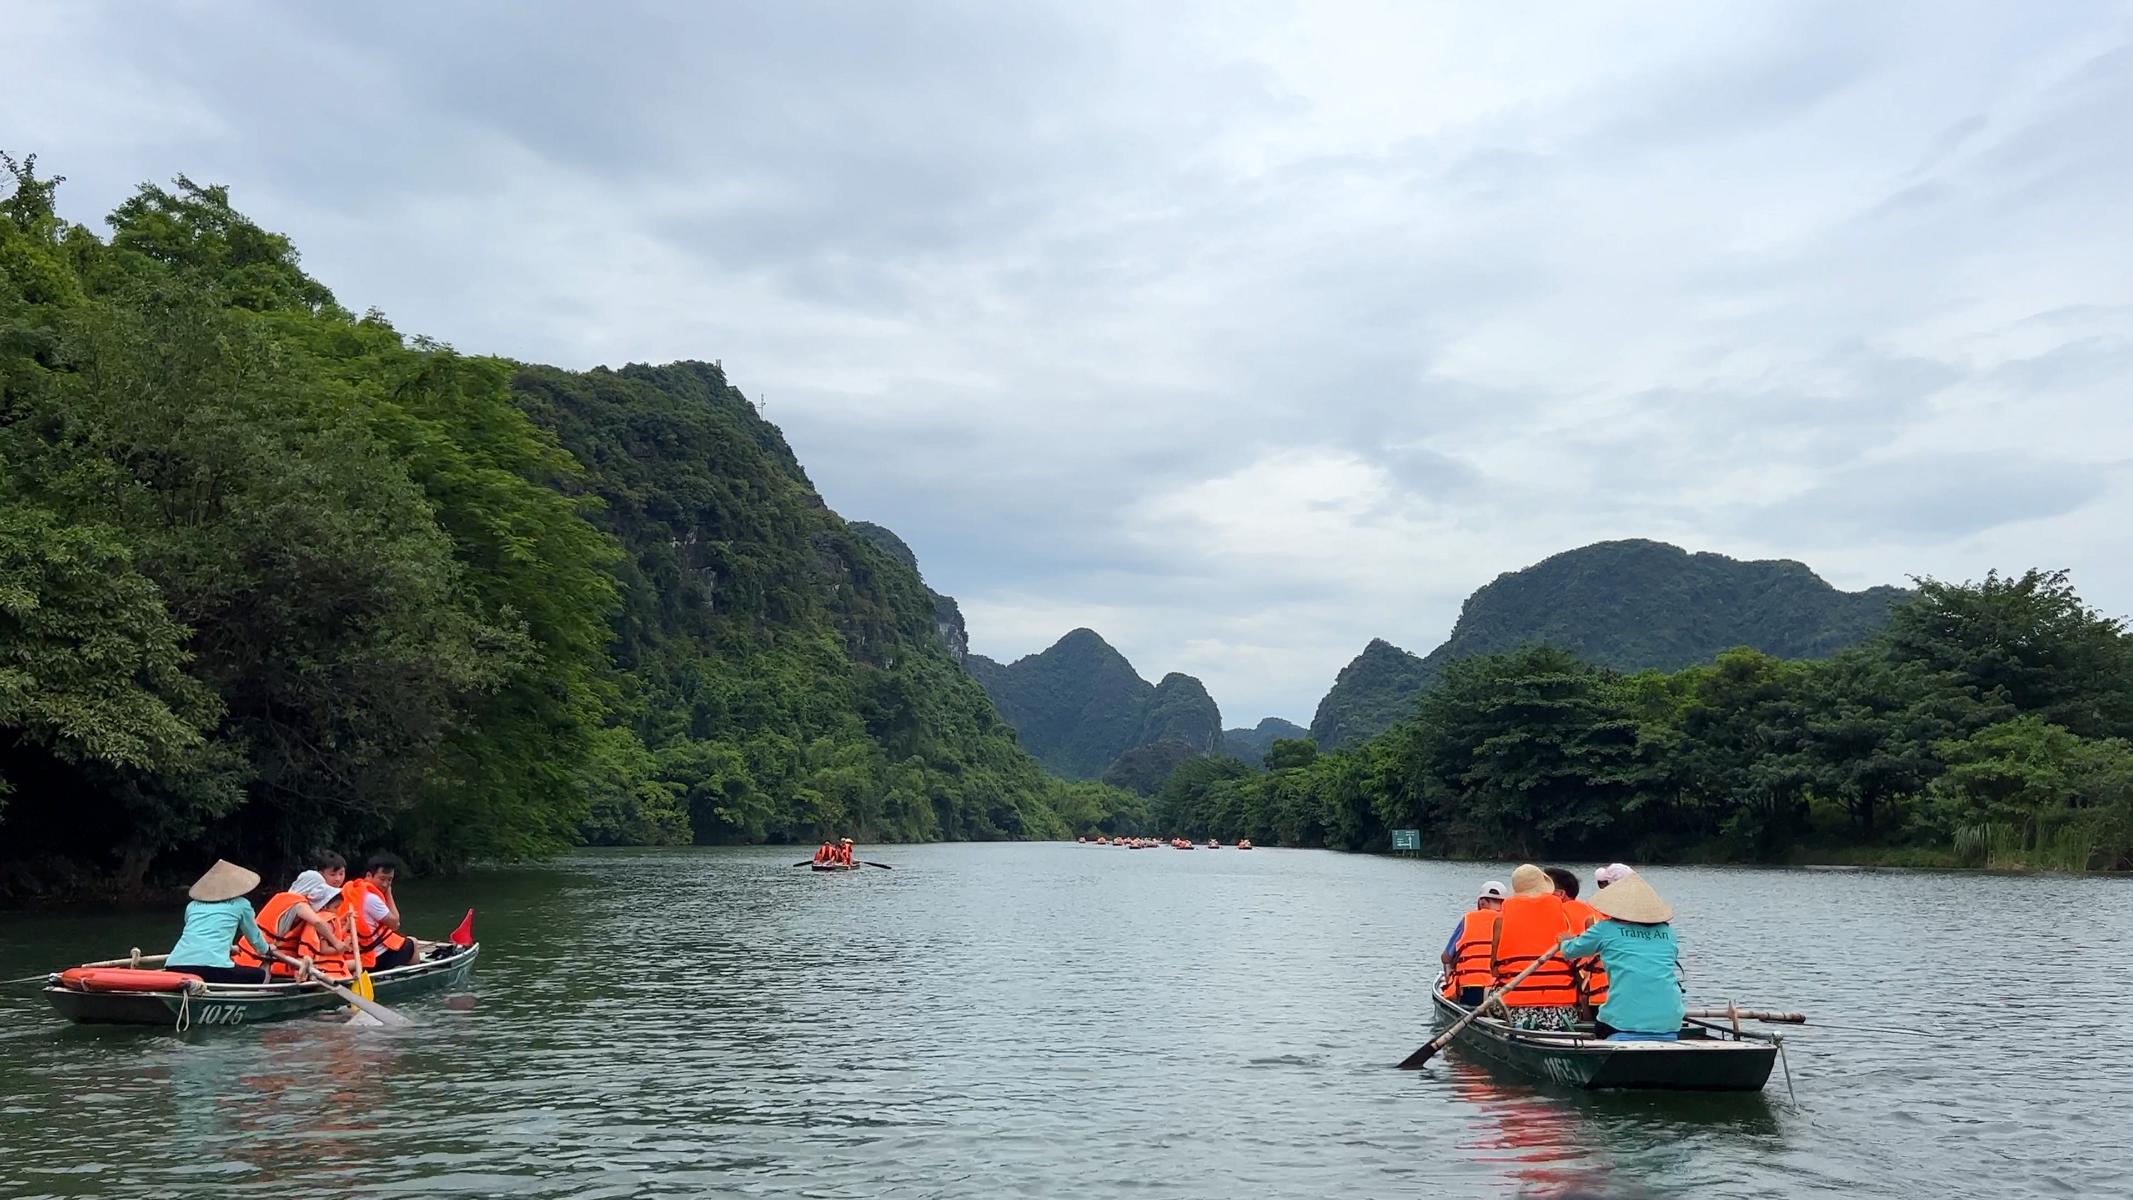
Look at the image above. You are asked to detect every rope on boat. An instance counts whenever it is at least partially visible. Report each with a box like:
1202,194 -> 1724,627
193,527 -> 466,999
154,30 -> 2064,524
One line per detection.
175,987 -> 191,1033
1776,1034 -> 1797,1109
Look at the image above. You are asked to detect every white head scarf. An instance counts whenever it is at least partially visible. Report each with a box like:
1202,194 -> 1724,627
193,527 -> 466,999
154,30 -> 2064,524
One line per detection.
289,870 -> 338,908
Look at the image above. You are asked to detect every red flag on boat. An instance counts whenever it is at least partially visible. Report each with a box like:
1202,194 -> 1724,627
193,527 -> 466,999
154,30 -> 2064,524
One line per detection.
448,908 -> 475,947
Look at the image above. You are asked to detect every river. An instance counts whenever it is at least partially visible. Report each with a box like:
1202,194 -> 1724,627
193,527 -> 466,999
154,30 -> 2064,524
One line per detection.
0,844 -> 2126,1198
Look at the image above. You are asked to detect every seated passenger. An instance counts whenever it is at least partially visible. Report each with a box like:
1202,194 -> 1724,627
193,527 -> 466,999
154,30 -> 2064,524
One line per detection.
1488,865 -> 1580,1031
1438,879 -> 1506,1005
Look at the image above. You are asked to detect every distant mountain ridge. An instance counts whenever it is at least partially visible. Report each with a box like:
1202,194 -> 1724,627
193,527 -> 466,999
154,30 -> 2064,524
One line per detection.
1223,717 -> 1310,765
1310,539 -> 1907,748
965,630 -> 1223,779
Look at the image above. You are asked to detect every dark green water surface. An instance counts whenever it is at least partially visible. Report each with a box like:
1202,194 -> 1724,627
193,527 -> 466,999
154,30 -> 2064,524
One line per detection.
2,844 -> 2126,1198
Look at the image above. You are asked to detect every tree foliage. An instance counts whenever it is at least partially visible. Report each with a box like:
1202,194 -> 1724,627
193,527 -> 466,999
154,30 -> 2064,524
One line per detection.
0,161 -> 1132,899
1172,571 -> 2133,871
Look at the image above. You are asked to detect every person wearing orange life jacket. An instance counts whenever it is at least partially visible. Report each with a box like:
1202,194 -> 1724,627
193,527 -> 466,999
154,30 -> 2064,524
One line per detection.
231,858 -> 354,977
1488,864 -> 1581,1031
1544,866 -> 1609,1012
1438,880 -> 1507,1005
837,837 -> 856,866
814,842 -> 835,865
343,854 -> 415,971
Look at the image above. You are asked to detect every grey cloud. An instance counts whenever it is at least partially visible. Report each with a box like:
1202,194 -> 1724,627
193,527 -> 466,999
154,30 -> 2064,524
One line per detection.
1768,455 -> 2115,539
17,1 -> 2133,720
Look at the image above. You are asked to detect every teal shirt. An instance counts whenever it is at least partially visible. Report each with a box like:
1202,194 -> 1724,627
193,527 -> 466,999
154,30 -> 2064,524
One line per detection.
1560,919 -> 1685,1034
167,898 -> 269,967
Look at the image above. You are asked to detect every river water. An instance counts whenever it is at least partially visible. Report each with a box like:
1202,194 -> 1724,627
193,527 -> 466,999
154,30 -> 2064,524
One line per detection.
1,844 -> 2127,1198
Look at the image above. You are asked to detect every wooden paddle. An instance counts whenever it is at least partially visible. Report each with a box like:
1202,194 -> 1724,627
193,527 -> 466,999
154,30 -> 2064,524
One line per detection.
1397,949 -> 1561,1069
273,951 -> 412,1027
860,860 -> 892,870
1685,1008 -> 1806,1024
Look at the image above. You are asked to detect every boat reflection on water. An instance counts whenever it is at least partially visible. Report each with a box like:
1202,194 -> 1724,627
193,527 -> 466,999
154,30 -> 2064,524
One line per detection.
1443,1052 -> 1783,1198
153,1019 -> 401,1189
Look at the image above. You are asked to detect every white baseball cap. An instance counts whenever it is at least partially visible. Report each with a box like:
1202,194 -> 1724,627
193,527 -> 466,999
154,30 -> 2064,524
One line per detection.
1478,880 -> 1508,900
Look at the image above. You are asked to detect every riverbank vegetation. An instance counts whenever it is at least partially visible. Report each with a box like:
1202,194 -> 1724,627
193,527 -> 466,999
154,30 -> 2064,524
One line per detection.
1156,570 -> 2133,871
0,159 -> 1139,901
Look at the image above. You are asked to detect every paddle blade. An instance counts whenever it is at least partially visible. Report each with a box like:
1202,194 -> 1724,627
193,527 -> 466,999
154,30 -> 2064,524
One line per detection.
448,909 -> 475,947
353,971 -> 376,1002
1395,1042 -> 1441,1070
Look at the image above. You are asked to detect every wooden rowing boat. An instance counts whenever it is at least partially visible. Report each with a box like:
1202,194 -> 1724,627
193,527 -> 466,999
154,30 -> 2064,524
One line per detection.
1428,985 -> 1778,1091
810,862 -> 861,872
41,942 -> 480,1028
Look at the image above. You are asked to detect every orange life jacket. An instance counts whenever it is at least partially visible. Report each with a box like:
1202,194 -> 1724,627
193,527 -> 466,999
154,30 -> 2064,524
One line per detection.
231,891 -> 319,976
1491,893 -> 1579,1007
814,844 -> 832,863
1441,909 -> 1498,998
343,879 -> 408,969
308,907 -> 357,981
837,845 -> 854,865
1561,897 -> 1610,1007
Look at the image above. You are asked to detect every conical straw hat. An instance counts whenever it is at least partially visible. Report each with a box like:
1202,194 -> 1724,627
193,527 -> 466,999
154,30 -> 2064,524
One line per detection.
188,859 -> 261,903
1509,864 -> 1551,896
1589,872 -> 1672,923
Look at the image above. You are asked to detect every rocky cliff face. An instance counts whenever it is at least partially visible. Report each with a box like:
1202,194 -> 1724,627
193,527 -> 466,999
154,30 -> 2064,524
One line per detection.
848,520 -> 968,664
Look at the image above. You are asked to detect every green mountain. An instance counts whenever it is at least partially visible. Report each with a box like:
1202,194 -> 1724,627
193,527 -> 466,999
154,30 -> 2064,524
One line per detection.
1223,717 -> 1311,765
0,161 -> 1116,898
965,631 -> 1223,779
1309,539 -> 1907,748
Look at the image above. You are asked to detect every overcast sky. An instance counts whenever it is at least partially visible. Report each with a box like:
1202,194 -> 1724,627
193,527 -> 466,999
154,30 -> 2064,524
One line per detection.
13,1 -> 2133,723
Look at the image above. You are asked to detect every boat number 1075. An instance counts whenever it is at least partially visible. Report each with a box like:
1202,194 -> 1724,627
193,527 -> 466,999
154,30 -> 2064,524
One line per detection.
190,1004 -> 247,1026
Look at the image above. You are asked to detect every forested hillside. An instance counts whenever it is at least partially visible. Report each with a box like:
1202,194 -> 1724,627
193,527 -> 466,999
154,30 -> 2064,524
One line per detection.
0,159 -> 1130,901
964,630 -> 1222,778
1223,718 -> 1310,765
1310,540 -> 1907,747
1167,570 -> 2133,871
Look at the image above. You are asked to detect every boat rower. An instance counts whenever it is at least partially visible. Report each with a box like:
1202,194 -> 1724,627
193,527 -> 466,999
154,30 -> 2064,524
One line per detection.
838,837 -> 856,866
1555,873 -> 1685,1041
231,861 -> 354,978
166,860 -> 274,985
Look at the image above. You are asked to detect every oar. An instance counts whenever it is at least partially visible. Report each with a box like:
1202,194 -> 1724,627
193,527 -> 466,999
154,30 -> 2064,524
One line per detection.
1397,950 -> 1561,1069
860,860 -> 892,870
1,972 -> 56,987
273,952 -> 412,1027
1685,1008 -> 1806,1024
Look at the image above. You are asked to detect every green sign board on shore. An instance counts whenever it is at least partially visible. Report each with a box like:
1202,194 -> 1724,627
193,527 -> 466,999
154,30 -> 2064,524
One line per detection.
1391,829 -> 1421,851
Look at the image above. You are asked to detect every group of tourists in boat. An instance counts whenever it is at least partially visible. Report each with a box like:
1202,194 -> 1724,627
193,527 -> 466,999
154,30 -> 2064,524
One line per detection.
1080,836 -> 1253,849
811,838 -> 860,868
1439,862 -> 1683,1040
166,852 -> 419,984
